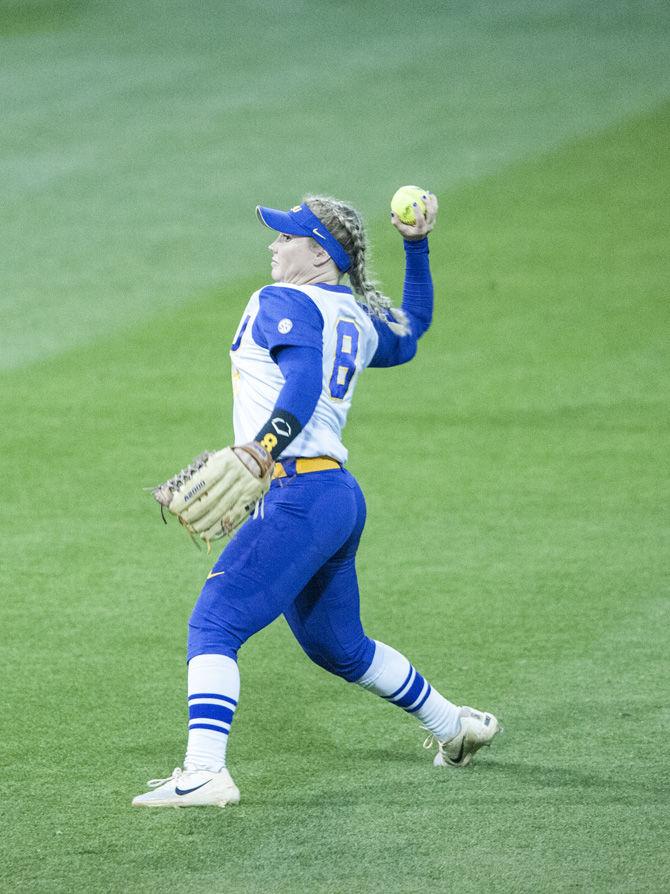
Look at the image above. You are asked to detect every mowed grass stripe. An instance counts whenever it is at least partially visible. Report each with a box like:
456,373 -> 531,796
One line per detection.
2,106 -> 668,892
3,1 -> 670,369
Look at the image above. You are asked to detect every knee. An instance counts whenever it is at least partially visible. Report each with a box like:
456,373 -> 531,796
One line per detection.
332,636 -> 376,682
303,636 -> 376,684
187,615 -> 241,663
187,592 -> 242,662
299,644 -> 333,675
187,620 -> 240,663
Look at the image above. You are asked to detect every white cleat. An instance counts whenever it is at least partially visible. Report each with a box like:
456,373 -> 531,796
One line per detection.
131,767 -> 240,808
424,706 -> 501,768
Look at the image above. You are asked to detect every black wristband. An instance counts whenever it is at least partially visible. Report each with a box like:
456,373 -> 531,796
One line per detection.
255,408 -> 303,460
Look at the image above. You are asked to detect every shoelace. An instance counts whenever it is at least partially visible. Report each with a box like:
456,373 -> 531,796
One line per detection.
422,733 -> 447,757
422,717 -> 466,755
422,733 -> 435,750
147,767 -> 182,788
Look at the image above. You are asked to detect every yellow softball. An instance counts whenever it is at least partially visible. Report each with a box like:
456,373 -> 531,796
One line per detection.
391,185 -> 428,225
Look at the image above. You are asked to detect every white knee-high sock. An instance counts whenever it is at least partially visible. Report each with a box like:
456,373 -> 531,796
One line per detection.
184,654 -> 240,772
356,641 -> 461,742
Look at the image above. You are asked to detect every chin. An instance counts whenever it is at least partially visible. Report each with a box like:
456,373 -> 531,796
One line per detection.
270,267 -> 281,282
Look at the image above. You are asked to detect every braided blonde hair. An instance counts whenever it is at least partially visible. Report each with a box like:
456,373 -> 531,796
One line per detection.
304,195 -> 409,335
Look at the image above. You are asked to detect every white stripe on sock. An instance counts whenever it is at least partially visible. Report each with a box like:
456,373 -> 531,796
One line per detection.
188,718 -> 231,733
405,678 -> 429,712
188,696 -> 236,707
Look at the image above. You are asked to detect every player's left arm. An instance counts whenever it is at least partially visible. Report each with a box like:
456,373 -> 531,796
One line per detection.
254,344 -> 322,459
252,286 -> 325,459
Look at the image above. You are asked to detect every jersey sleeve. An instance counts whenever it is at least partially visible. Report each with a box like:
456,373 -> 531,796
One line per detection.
252,285 -> 324,356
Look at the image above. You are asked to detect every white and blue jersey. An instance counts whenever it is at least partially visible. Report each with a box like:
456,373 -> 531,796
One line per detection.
229,238 -> 433,463
230,282 -> 379,463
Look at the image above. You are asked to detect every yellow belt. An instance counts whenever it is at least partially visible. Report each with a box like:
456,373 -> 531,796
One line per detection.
272,457 -> 341,479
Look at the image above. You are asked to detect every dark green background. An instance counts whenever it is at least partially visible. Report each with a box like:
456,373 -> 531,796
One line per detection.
1,2 -> 668,891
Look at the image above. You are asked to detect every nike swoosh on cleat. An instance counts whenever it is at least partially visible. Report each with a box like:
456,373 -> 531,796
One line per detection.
175,781 -> 212,796
207,570 -> 225,580
448,738 -> 467,765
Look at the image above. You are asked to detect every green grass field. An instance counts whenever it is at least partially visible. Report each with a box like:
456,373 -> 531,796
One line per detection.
2,2 -> 669,892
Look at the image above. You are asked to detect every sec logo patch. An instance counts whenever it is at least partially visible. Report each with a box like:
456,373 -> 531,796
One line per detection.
278,318 -> 293,334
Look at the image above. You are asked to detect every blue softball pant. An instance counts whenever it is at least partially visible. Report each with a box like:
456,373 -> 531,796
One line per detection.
187,465 -> 376,682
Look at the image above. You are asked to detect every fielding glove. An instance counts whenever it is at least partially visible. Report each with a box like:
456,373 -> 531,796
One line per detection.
151,442 -> 274,546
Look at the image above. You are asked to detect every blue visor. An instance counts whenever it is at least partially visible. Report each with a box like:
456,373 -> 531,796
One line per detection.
256,203 -> 352,273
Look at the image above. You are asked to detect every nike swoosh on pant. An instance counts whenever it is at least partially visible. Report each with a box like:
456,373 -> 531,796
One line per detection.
175,780 -> 212,796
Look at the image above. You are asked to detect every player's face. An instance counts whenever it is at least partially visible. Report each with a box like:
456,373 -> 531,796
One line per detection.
269,233 -> 320,284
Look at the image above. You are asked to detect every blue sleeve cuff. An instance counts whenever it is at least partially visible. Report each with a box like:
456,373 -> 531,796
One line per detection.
403,236 -> 429,253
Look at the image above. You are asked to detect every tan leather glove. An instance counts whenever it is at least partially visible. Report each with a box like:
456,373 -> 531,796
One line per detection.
152,442 -> 274,546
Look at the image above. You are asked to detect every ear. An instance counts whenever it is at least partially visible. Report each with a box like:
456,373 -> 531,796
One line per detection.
312,247 -> 332,269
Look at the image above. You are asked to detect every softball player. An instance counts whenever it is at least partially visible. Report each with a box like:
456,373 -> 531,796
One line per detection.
133,192 -> 500,808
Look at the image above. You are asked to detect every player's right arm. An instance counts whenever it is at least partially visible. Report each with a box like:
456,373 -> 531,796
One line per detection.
369,192 -> 438,368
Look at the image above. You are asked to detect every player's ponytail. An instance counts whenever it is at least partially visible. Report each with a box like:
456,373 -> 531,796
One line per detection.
304,195 -> 410,336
